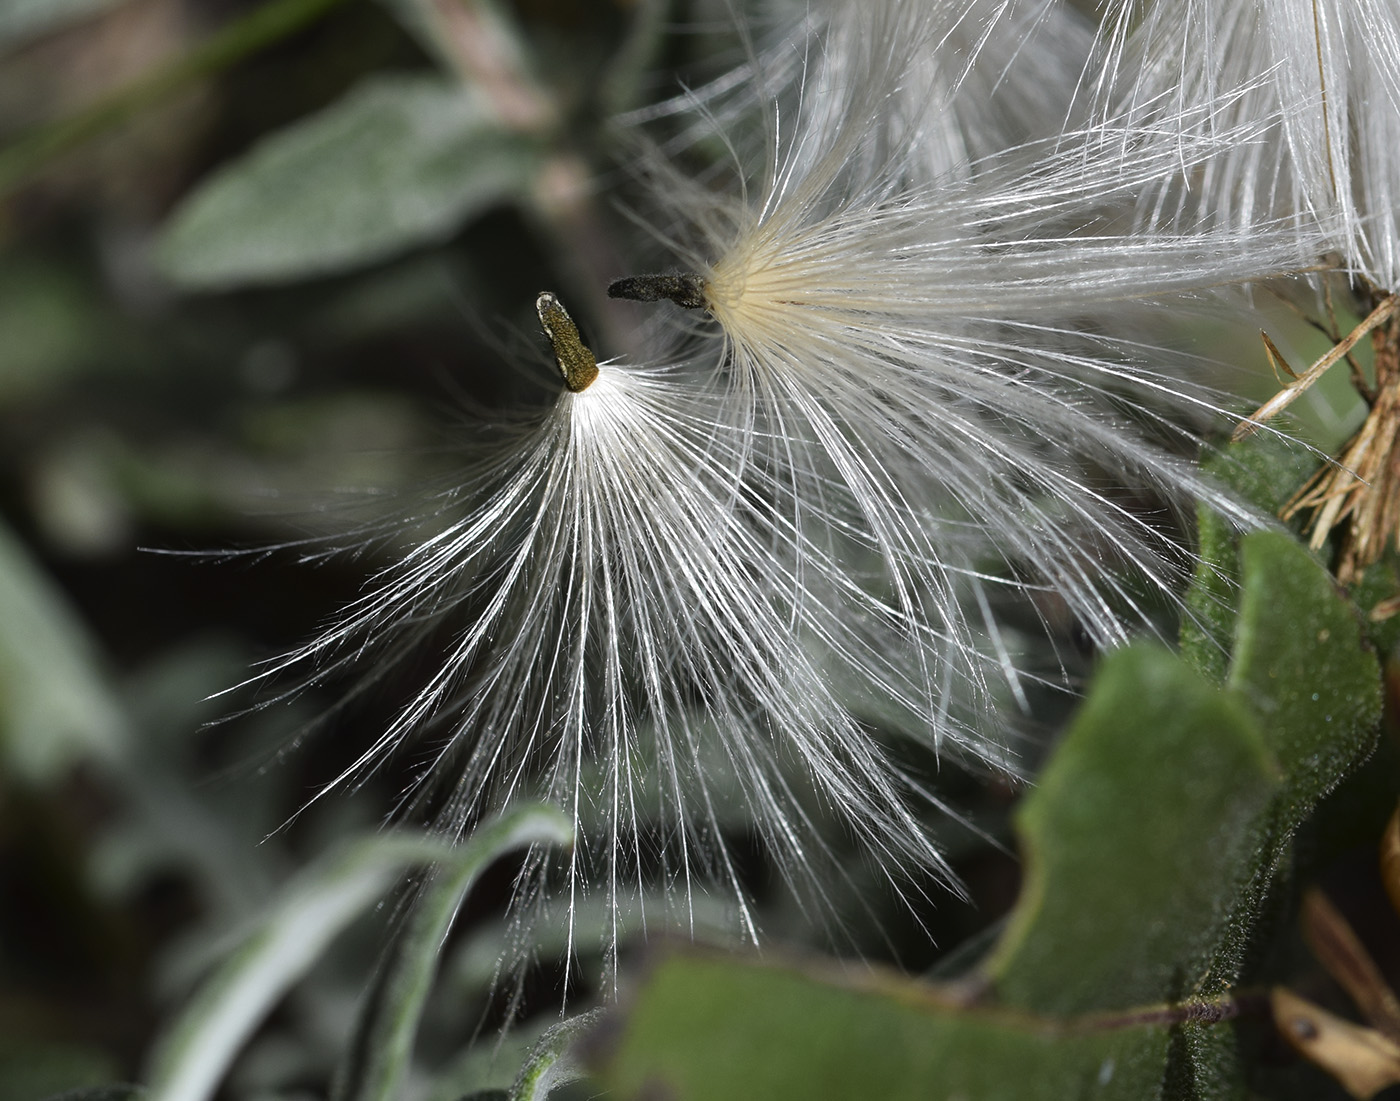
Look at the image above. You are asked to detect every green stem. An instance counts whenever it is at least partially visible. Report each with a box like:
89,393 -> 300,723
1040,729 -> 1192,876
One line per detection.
0,0 -> 352,197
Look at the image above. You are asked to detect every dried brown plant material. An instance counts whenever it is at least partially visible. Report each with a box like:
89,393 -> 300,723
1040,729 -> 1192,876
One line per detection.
1275,886 -> 1400,1097
1383,805 -> 1400,921
1270,293 -> 1400,583
1302,889 -> 1400,1042
1234,294 -> 1399,443
1272,987 -> 1400,1100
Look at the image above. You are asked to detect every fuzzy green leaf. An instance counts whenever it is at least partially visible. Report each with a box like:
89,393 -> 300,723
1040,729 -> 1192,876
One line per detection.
155,73 -> 543,288
332,806 -> 572,1101
1199,530 -> 1384,997
1227,530 -> 1381,811
1180,435 -> 1318,682
990,531 -> 1381,1014
592,953 -> 1186,1101
589,527 -> 1385,1100
509,1010 -> 604,1101
984,645 -> 1278,1014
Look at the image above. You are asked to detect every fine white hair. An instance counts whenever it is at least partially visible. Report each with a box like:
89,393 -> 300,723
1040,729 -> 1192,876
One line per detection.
244,1 -> 1323,992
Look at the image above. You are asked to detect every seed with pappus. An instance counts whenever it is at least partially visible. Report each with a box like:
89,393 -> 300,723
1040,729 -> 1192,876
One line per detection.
612,5 -> 1311,660
245,2 -> 1319,994
244,283 -> 1026,991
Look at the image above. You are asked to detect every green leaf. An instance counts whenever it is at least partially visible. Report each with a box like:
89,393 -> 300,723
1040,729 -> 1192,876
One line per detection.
587,523 -> 1387,1100
989,531 -> 1381,1015
155,73 -> 543,289
592,953 -> 1184,1101
1180,501 -> 1240,683
145,832 -> 465,1101
509,1010 -> 604,1101
984,645 -> 1278,1014
332,806 -> 572,1101
0,517 -> 125,782
1227,531 -> 1381,811
1200,530 -> 1383,996
1351,560 -> 1400,657
586,648 -> 1268,1098
1180,435 -> 1318,682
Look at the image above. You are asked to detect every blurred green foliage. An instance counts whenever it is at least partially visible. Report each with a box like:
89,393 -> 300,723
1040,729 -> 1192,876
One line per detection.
156,73 -> 546,287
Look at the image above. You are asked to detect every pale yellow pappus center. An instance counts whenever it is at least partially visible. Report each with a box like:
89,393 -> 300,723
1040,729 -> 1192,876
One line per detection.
706,235 -> 813,341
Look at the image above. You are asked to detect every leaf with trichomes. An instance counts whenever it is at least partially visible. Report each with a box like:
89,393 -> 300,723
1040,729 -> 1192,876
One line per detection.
984,645 -> 1276,1015
594,953 -> 1177,1101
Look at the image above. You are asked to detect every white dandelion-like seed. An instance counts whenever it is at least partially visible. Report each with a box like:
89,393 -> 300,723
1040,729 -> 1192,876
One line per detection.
245,3 -> 1322,990
613,5 -> 1312,645
254,289 -> 1007,985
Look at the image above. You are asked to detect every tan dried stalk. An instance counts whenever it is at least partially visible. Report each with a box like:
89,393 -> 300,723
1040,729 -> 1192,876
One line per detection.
1282,294 -> 1400,584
